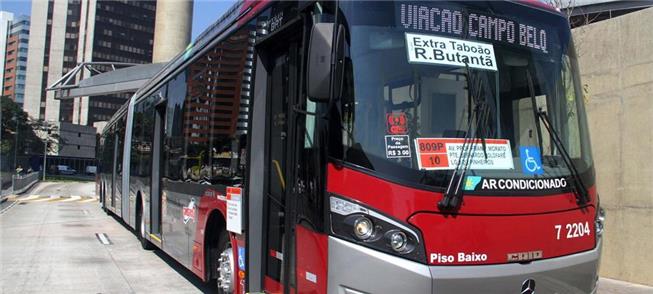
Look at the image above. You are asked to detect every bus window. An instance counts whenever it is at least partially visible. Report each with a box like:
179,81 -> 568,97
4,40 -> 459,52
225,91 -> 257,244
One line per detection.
163,72 -> 188,182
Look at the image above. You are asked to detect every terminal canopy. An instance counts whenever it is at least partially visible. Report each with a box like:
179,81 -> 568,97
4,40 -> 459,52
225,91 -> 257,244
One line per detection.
47,62 -> 165,100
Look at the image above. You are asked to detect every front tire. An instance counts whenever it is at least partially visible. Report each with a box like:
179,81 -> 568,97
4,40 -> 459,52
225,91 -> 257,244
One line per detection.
214,231 -> 234,294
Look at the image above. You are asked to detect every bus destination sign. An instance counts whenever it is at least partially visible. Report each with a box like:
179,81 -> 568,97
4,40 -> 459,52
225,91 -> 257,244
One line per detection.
405,33 -> 498,71
398,2 -> 550,54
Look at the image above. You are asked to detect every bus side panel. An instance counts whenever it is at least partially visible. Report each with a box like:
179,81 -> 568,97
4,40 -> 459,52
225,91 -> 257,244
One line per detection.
192,191 -> 228,280
295,225 -> 328,294
161,182 -> 204,269
264,277 -> 284,294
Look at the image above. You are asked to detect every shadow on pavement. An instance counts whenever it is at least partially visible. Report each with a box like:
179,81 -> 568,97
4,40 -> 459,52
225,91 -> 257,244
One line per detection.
153,250 -> 218,293
109,211 -> 218,293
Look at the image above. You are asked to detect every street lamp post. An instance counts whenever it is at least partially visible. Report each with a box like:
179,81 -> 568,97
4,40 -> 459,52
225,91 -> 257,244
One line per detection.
14,115 -> 19,174
43,141 -> 47,181
42,123 -> 50,182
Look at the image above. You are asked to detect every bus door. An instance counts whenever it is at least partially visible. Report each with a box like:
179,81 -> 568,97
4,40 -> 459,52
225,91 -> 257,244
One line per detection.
114,120 -> 125,217
111,127 -> 118,210
150,100 -> 165,238
261,29 -> 303,293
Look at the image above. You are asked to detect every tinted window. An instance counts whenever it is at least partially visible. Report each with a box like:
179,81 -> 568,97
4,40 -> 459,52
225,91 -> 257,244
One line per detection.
132,96 -> 156,177
162,26 -> 254,186
116,118 -> 126,176
163,72 -> 188,181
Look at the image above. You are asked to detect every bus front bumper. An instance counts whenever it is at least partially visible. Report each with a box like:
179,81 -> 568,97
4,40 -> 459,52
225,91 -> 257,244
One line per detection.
327,236 -> 601,294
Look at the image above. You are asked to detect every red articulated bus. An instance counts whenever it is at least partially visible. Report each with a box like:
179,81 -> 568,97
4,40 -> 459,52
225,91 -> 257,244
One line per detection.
97,1 -> 604,293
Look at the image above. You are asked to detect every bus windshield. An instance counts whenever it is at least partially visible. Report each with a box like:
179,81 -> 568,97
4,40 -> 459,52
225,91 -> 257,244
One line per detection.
334,1 -> 594,191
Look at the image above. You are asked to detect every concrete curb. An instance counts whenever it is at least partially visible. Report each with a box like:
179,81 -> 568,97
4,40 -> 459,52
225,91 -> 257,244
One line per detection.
598,277 -> 653,294
1,179 -> 40,204
13,179 -> 39,195
0,194 -> 16,203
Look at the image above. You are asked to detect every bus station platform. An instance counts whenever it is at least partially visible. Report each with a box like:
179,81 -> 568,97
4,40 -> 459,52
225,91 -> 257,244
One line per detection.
598,278 -> 653,294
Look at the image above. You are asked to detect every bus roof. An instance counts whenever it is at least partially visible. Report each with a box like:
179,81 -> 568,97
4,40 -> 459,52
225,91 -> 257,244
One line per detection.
103,0 -> 270,133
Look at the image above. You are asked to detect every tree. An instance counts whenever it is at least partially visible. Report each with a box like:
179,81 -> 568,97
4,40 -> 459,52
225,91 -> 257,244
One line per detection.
1,96 -> 63,165
31,119 -> 64,154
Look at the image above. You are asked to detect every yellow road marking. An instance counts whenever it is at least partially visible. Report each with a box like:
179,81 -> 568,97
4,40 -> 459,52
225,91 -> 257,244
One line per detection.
49,196 -> 70,202
17,195 -> 96,203
30,196 -> 59,202
19,195 -> 41,201
60,196 -> 82,202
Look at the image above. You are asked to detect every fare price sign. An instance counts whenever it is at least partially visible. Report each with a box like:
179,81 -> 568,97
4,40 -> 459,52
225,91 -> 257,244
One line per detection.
414,138 -> 514,170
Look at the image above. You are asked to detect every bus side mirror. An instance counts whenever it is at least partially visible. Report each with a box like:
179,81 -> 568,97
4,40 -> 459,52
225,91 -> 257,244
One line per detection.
307,23 -> 334,102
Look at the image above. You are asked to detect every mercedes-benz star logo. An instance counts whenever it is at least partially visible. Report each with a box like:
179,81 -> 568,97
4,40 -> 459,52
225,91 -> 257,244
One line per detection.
521,279 -> 536,294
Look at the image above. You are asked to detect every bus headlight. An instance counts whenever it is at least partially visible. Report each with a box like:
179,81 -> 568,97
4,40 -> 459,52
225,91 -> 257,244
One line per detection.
388,230 -> 408,252
595,206 -> 605,236
329,195 -> 426,263
353,216 -> 374,240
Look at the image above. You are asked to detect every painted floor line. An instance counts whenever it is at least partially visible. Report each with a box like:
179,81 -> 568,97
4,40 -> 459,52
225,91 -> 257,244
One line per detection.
19,195 -> 41,201
0,200 -> 18,214
96,233 -> 112,245
60,196 -> 82,202
30,196 -> 59,202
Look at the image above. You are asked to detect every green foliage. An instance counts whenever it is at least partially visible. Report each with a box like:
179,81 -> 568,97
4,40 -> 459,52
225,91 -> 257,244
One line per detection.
1,96 -> 63,155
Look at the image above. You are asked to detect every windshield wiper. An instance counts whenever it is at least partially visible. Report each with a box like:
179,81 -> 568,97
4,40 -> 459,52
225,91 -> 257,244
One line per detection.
525,70 -> 589,205
439,65 -> 492,211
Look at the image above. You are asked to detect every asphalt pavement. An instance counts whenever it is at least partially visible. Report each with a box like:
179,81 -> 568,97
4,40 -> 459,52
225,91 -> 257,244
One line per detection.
1,181 -> 651,293
0,181 -> 212,293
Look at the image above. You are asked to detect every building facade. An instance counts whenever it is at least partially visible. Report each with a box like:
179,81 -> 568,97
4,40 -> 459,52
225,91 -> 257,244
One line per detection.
24,0 -> 82,122
55,121 -> 96,158
0,11 -> 14,93
23,0 -> 157,126
75,0 -> 157,125
2,15 -> 30,106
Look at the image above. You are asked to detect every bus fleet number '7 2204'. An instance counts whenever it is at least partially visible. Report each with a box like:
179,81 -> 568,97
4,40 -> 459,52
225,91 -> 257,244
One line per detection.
554,222 -> 591,240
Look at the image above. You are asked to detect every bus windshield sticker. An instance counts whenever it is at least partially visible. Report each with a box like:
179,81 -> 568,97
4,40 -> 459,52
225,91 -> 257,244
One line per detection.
238,246 -> 245,270
385,135 -> 412,158
519,146 -> 544,175
462,176 -> 568,192
463,176 -> 483,191
386,112 -> 408,134
414,138 -> 514,170
406,33 -> 497,71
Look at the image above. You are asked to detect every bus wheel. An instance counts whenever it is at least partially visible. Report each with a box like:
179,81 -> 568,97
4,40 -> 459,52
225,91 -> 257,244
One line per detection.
215,231 -> 234,293
137,205 -> 154,250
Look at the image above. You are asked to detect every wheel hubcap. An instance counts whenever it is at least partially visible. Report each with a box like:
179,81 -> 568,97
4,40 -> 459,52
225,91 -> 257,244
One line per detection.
217,245 -> 234,293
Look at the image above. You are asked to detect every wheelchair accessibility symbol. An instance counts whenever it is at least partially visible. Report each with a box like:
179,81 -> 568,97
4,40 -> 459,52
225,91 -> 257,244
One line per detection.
519,146 -> 543,175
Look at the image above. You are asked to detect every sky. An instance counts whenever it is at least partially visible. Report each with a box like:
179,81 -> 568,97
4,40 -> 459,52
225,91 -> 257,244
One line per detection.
1,0 -> 236,42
